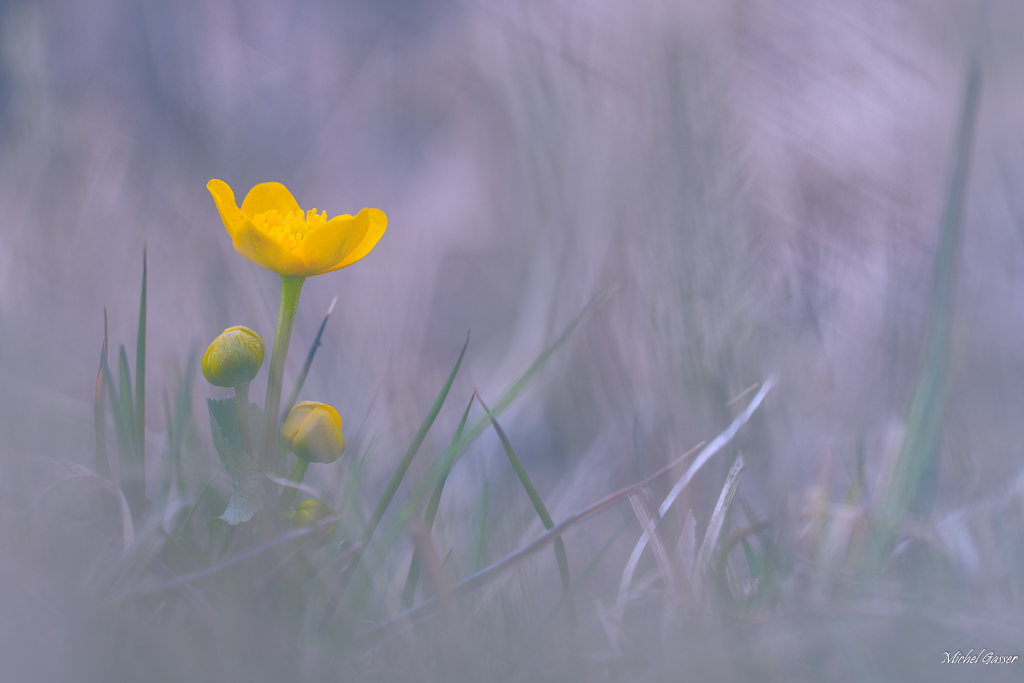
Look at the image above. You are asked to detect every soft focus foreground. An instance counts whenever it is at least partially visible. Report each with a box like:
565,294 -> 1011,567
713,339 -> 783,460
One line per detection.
2,1 -> 1024,681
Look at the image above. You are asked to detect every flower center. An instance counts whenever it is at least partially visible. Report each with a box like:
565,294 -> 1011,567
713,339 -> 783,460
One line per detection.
252,208 -> 327,250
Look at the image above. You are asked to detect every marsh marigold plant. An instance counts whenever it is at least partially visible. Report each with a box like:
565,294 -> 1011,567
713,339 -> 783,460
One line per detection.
207,179 -> 386,472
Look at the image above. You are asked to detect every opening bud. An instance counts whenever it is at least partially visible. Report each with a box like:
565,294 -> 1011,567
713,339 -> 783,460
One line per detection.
202,325 -> 265,388
281,401 -> 345,464
282,498 -> 337,547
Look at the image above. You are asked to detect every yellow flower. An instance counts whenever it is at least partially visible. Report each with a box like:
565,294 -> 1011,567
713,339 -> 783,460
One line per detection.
283,498 -> 338,547
281,401 -> 346,464
207,179 -> 386,277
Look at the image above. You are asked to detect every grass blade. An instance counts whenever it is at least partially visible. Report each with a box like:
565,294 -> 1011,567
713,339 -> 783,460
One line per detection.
362,440 -> 707,642
94,308 -> 111,479
105,348 -> 143,516
402,389 -> 476,606
360,332 -> 468,549
281,296 -> 336,421
118,344 -> 135,447
332,332 -> 469,613
477,395 -> 572,605
870,61 -> 981,569
453,291 -> 606,460
628,493 -> 678,598
692,455 -> 744,597
134,247 -> 147,466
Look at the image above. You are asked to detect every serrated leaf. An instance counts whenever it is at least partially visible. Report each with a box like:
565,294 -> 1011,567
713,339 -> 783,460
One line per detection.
208,399 -> 264,525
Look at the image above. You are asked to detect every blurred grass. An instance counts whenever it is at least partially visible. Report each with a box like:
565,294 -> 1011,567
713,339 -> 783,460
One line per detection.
869,60 -> 982,571
5,3 -> 1024,682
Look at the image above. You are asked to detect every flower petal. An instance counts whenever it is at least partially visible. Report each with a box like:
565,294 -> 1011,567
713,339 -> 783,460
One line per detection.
241,182 -> 303,217
295,208 -> 387,276
293,408 -> 345,463
230,218 -> 307,276
207,179 -> 247,238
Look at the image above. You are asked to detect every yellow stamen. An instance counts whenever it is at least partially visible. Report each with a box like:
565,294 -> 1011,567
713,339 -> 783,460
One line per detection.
252,208 -> 327,251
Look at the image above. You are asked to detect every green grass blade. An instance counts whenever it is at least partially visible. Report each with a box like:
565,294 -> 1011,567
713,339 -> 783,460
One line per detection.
134,247 -> 147,466
545,515 -> 631,621
325,299 -> 600,628
94,308 -> 111,479
477,395 -> 572,601
341,333 -> 469,588
118,344 -> 135,448
105,351 -> 143,516
402,389 -> 475,606
453,291 -> 605,459
320,336 -> 468,630
870,61 -> 981,569
281,296 -> 336,421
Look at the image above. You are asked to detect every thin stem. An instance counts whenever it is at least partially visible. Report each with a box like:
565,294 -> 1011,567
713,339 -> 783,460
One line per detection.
234,382 -> 253,457
259,275 -> 305,472
277,457 -> 309,514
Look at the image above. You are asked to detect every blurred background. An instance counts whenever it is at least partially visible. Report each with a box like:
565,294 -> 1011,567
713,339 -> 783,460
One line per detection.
2,0 -> 1024,679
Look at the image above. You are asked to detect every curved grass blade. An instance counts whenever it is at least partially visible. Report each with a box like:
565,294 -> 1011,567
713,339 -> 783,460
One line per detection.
325,296 -> 602,628
477,395 -> 572,606
692,455 -> 744,597
452,290 -> 607,460
402,389 -> 476,606
374,293 -> 609,571
332,332 -> 469,610
362,440 -> 706,643
616,377 -> 773,611
281,296 -> 337,421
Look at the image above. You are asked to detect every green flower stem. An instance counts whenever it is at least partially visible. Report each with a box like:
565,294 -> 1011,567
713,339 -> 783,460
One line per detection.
234,382 -> 253,457
259,275 -> 305,472
277,456 -> 309,514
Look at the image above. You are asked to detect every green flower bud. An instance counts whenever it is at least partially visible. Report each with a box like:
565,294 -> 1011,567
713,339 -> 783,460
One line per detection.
284,498 -> 337,547
280,401 -> 345,464
202,326 -> 265,388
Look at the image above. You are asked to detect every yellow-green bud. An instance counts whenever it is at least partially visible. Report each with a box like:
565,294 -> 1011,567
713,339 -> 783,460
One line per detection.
202,326 -> 265,388
280,401 -> 345,464
284,498 -> 337,547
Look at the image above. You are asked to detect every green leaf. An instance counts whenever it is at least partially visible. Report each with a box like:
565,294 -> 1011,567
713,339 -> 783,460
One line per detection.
208,398 -> 264,525
208,397 -> 241,451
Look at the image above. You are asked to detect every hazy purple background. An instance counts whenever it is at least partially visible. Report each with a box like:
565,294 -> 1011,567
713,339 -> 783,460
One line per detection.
1,0 -> 1023,535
